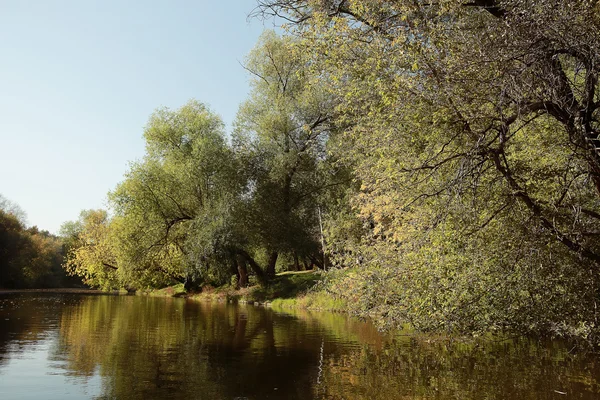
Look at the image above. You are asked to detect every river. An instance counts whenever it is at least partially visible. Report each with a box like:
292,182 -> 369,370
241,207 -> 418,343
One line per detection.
0,293 -> 599,399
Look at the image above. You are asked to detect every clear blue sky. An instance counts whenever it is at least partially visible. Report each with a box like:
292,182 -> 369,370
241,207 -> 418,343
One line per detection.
0,0 -> 276,233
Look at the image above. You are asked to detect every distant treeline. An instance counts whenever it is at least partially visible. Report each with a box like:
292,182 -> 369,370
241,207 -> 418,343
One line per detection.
0,196 -> 80,288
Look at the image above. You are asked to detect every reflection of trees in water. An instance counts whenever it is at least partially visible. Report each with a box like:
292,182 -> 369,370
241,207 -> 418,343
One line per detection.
274,308 -> 600,399
2,294 -> 600,399
57,296 -> 324,399
317,337 -> 600,400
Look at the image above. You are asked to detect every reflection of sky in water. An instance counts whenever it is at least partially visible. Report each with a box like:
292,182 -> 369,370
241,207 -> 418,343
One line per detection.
0,335 -> 102,399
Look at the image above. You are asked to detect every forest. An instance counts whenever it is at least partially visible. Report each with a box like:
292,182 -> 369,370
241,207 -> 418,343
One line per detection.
3,0 -> 600,344
0,194 -> 76,288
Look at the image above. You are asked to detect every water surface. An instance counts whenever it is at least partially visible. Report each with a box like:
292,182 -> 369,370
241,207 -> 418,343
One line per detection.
0,293 -> 599,399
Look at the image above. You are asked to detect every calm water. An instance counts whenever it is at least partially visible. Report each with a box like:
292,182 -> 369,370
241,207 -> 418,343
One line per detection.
0,293 -> 599,399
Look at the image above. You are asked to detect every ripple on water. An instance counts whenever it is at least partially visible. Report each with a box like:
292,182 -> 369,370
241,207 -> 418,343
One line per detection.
1,293 -> 599,399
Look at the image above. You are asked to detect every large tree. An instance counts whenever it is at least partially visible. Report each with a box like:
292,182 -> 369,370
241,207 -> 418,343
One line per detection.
254,1 -> 600,338
62,209 -> 120,290
110,100 -> 237,289
64,101 -> 239,290
233,31 -> 338,277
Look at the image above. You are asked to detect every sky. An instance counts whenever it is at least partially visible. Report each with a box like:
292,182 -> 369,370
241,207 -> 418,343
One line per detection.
0,0 -> 278,234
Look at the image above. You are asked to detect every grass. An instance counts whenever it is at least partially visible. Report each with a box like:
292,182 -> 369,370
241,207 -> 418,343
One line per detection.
188,270 -> 346,311
144,270 -> 348,313
140,283 -> 187,297
269,290 -> 347,311
247,270 -> 321,302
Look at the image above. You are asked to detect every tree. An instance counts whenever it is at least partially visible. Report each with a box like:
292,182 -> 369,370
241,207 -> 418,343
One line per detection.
256,0 -> 600,261
0,210 -> 28,288
0,194 -> 27,226
233,31 -> 337,278
62,209 -> 120,290
107,100 -> 239,289
254,1 -> 600,339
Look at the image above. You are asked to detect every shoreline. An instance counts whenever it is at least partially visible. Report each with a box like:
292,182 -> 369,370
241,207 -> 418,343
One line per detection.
139,270 -> 347,312
0,288 -> 117,295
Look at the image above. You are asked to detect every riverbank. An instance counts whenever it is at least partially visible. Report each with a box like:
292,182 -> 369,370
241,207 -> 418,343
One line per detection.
0,288 -> 110,295
0,271 -> 342,311
143,270 -> 347,312
149,273 -> 600,349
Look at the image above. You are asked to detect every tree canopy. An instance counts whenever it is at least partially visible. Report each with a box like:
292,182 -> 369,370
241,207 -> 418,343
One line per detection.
64,73 -> 337,290
61,2 -> 600,343
0,196 -> 74,289
251,0 -> 600,339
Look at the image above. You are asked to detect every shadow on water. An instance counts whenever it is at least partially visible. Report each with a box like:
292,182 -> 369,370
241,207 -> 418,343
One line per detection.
0,293 -> 599,399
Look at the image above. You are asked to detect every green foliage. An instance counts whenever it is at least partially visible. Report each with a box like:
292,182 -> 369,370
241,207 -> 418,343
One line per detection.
62,209 -> 120,290
0,201 -> 72,289
233,31 -> 341,275
59,0 -> 600,344
254,0 -> 600,343
0,210 -> 29,288
63,101 -> 237,290
64,32 -> 346,291
249,270 -> 321,302
270,288 -> 347,311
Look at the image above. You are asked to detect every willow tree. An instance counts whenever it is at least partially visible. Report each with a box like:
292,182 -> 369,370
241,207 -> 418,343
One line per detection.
108,100 -> 238,289
233,31 -> 337,277
255,1 -> 600,339
64,101 -> 238,290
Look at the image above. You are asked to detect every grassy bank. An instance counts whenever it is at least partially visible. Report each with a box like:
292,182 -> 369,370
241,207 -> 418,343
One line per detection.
164,270 -> 348,312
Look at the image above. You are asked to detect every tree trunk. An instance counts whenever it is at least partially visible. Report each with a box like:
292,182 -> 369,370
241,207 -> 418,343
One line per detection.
266,251 -> 278,278
230,257 -> 239,285
293,250 -> 301,271
184,271 -> 202,292
310,254 -> 324,270
236,254 -> 249,288
237,249 -> 267,284
303,258 -> 311,271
